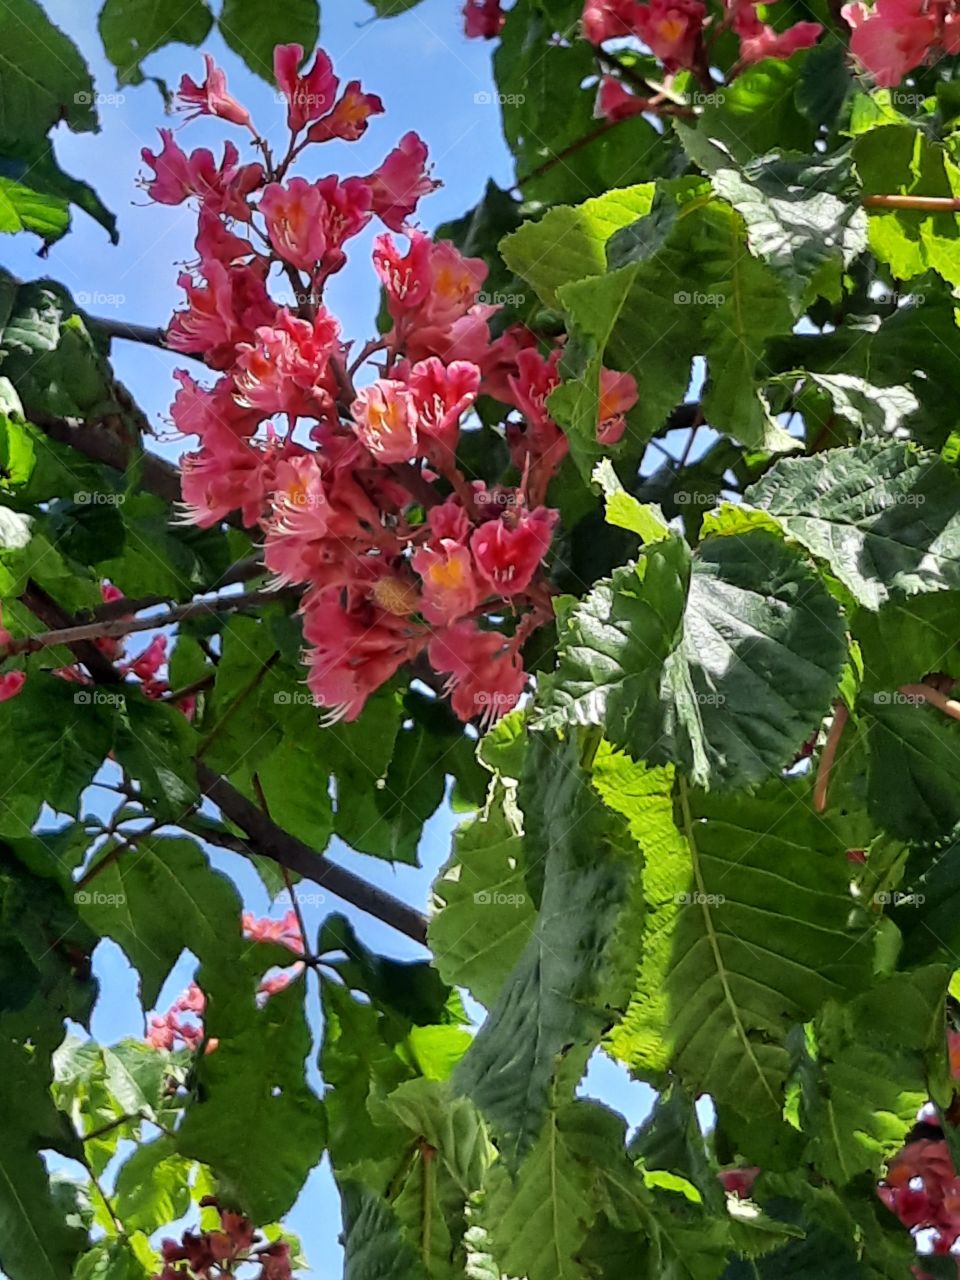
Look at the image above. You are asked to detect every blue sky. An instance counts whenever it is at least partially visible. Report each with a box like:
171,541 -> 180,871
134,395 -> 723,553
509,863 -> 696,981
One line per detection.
5,2 -> 659,1271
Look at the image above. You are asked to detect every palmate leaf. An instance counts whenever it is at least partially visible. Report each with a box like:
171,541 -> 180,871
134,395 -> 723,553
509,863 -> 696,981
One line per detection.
177,969 -> 326,1222
98,0 -> 213,87
748,441 -> 960,608
0,0 -> 97,147
218,0 -> 320,82
538,528 -> 846,790
454,733 -> 642,1168
76,836 -> 244,1008
801,966 -> 952,1185
594,752 -> 875,1133
428,780 -> 535,1007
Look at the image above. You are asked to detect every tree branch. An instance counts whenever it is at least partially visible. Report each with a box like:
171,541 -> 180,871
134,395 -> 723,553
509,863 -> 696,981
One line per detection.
20,585 -> 429,945
5,587 -> 292,657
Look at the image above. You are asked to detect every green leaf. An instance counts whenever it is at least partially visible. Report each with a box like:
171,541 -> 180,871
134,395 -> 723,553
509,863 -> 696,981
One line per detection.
218,0 -> 320,82
429,780 -> 535,1007
340,1182 -> 427,1280
0,140 -> 116,242
0,675 -> 112,832
365,0 -> 425,12
855,125 -> 960,286
255,736 -> 333,851
98,0 -> 213,87
596,757 -> 874,1132
178,972 -> 326,1222
863,697 -> 960,842
691,53 -> 817,164
76,836 -> 243,1008
113,1137 -> 192,1233
0,0 -> 98,146
485,1097 -> 625,1280
111,693 -> 198,821
540,529 -> 846,790
593,459 -> 670,543
454,734 -> 641,1166
748,441 -> 960,609
555,184 -> 797,458
0,1016 -> 87,1280
0,177 -> 69,244
500,184 -> 655,310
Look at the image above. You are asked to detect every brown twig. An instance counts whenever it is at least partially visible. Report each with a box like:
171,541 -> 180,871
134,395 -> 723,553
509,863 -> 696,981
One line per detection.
813,702 -> 849,814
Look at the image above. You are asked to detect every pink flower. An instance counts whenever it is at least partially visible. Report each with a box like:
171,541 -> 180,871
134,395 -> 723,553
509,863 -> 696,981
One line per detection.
428,622 -> 526,726
842,0 -> 937,84
582,0 -> 643,41
350,380 -> 419,462
123,635 -> 167,688
307,81 -> 385,143
243,908 -> 304,954
597,76 -> 647,121
731,1 -> 821,61
633,0 -> 705,69
428,497 -> 472,543
195,206 -> 255,264
140,132 -> 263,219
413,540 -> 483,624
0,671 -> 26,703
178,54 -> 252,129
720,1167 -> 760,1198
471,507 -> 558,596
373,231 -> 434,314
366,132 -> 440,231
234,308 -> 340,420
303,595 -> 423,722
263,452 -> 386,589
274,44 -> 339,132
171,370 -> 261,441
167,260 -> 276,369
408,357 -> 480,459
260,176 -> 372,275
180,428 -> 283,527
596,368 -> 638,443
463,0 -> 506,36
481,323 -> 538,402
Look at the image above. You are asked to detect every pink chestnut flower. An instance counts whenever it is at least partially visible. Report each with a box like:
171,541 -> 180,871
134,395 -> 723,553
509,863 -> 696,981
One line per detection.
273,44 -> 339,133
350,380 -> 419,463
366,132 -> 440,232
470,507 -> 559,596
413,540 -> 483,625
177,54 -> 252,129
428,621 -> 526,728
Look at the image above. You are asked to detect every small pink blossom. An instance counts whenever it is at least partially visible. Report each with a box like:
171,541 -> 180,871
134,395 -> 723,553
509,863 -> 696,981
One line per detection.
350,380 -> 419,462
234,308 -> 340,420
413,540 -> 483,624
140,132 -> 263,219
582,0 -> 643,41
842,0 -> 937,84
366,132 -> 440,231
428,621 -> 526,727
274,44 -> 339,132
463,0 -> 506,36
0,671 -> 26,703
167,260 -> 276,369
633,0 -> 706,69
596,368 -> 638,443
178,54 -> 252,129
597,76 -> 647,121
471,507 -> 558,596
260,176 -> 372,276
308,81 -> 385,143
408,356 -> 481,459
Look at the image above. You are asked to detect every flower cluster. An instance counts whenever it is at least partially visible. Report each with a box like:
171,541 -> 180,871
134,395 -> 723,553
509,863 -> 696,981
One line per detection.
582,0 -> 821,117
155,1199 -> 292,1279
157,46 -> 636,728
843,0 -> 960,86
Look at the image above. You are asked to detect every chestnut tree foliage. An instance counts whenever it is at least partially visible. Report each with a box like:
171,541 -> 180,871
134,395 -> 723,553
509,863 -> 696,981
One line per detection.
5,0 -> 960,1277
